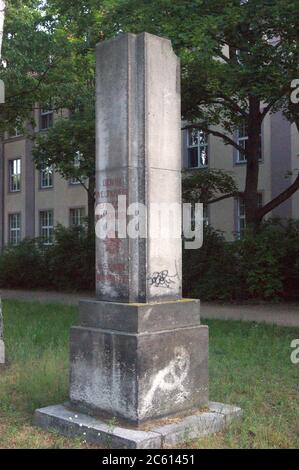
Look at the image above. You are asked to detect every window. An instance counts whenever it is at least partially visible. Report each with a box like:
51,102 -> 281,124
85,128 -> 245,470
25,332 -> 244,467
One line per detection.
9,128 -> 22,138
39,210 -> 54,245
70,151 -> 82,185
236,121 -> 262,163
236,122 -> 248,163
40,109 -> 53,130
8,158 -> 21,192
237,193 -> 263,238
203,205 -> 209,226
187,129 -> 208,168
70,207 -> 85,227
8,213 -> 21,245
40,163 -> 53,189
190,204 -> 209,231
9,118 -> 23,138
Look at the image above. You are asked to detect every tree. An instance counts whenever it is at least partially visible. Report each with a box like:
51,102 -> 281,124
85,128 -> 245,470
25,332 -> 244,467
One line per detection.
0,0 -> 103,232
32,107 -> 96,234
182,168 -> 238,205
30,0 -> 105,233
0,0 -> 63,133
103,0 -> 299,228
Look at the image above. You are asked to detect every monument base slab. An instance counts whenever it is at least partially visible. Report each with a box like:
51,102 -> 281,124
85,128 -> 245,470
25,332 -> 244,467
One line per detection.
34,402 -> 242,449
69,299 -> 208,423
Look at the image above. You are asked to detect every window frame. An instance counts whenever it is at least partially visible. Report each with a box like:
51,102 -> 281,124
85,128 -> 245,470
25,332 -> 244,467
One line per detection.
236,121 -> 262,164
69,151 -> 82,185
40,108 -> 54,131
237,193 -> 263,238
40,163 -> 54,189
8,158 -> 21,193
39,210 -> 54,245
69,207 -> 86,227
8,212 -> 21,245
187,129 -> 209,169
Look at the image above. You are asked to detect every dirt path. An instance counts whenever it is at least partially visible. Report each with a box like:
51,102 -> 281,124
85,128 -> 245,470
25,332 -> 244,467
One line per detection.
0,288 -> 298,327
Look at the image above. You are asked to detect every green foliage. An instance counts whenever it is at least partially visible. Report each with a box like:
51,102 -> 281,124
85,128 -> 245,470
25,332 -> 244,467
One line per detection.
103,0 -> 299,223
183,219 -> 299,301
32,108 -> 95,184
0,226 -> 95,291
0,238 -> 46,289
182,168 -> 238,204
183,226 -> 244,301
46,224 -> 95,290
1,219 -> 299,300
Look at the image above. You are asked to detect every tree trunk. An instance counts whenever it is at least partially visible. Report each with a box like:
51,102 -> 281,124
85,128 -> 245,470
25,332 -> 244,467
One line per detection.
87,174 -> 95,237
244,95 -> 262,229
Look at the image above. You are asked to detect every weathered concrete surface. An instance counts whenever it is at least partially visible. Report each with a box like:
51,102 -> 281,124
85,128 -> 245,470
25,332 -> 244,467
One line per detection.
70,300 -> 208,423
34,402 -> 242,449
95,32 -> 182,303
0,298 -> 5,364
78,298 -> 201,332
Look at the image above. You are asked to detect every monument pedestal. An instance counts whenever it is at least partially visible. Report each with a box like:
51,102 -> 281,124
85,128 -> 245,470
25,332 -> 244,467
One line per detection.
34,299 -> 242,448
70,299 -> 208,423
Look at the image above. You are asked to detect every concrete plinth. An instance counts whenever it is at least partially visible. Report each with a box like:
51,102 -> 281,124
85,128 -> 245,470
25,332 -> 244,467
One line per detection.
70,299 -> 208,423
34,402 -> 242,449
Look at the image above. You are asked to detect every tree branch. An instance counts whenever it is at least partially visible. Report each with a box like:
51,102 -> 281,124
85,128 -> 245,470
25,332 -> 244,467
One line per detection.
182,123 -> 246,155
261,84 -> 292,119
257,173 -> 299,219
208,191 -> 242,205
218,93 -> 248,118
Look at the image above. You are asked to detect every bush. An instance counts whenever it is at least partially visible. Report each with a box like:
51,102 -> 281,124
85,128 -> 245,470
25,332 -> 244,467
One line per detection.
1,218 -> 299,300
183,219 -> 299,301
183,226 -> 244,301
0,239 -> 46,289
46,225 -> 95,291
0,226 -> 95,291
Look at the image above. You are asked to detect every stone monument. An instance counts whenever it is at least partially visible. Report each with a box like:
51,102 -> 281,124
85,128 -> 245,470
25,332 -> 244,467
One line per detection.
35,32 -> 241,448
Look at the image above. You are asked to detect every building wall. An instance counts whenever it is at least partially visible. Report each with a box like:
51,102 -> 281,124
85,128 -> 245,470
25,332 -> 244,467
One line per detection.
3,138 -> 27,244
0,108 -> 88,248
182,111 -> 297,240
0,110 -> 298,247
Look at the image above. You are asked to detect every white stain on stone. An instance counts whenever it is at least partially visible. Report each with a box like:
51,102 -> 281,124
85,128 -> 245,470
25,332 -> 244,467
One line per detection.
140,346 -> 190,418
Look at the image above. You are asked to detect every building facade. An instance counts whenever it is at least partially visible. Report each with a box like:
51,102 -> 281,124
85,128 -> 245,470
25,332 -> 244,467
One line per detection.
0,108 -> 88,248
0,108 -> 298,248
182,112 -> 299,240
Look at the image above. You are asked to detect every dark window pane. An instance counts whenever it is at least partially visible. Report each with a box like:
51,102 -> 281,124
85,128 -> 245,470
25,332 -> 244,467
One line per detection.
188,147 -> 198,168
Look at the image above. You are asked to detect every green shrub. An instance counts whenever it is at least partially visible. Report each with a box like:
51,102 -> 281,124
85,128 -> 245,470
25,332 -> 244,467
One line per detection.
46,225 -> 94,291
0,239 -> 46,289
0,226 -> 95,291
183,226 -> 245,301
1,218 -> 299,300
183,219 -> 299,301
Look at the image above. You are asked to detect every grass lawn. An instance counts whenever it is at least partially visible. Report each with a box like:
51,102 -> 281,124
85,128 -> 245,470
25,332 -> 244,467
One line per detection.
0,299 -> 298,449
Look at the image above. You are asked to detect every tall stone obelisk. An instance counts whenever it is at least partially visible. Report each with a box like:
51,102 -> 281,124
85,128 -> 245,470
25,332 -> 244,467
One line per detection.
69,33 -> 208,422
